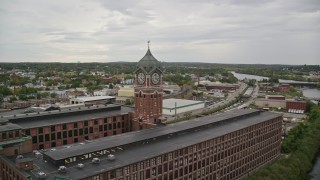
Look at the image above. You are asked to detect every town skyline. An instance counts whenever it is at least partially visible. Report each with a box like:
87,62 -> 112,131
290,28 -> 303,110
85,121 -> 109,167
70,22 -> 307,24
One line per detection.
0,0 -> 319,65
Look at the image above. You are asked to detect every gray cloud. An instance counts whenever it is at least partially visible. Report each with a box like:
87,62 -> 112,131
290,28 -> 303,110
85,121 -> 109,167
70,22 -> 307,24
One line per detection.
0,0 -> 319,64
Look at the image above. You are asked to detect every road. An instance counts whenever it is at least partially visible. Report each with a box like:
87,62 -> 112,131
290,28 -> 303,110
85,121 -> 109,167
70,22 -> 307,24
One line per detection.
166,82 -> 248,122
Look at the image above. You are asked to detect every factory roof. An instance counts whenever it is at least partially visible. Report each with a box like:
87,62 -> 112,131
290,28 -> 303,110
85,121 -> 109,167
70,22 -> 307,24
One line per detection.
0,122 -> 22,132
1,104 -> 133,129
19,109 -> 281,179
163,98 -> 204,109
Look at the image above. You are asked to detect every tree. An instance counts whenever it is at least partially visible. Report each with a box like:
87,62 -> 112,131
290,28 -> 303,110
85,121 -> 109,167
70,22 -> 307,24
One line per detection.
50,93 -> 58,98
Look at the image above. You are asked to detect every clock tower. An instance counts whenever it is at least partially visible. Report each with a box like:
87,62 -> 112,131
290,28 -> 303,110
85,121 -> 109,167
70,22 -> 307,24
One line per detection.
132,43 -> 163,130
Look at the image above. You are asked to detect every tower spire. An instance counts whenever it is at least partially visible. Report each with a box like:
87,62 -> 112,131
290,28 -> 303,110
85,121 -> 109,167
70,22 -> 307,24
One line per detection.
147,40 -> 150,49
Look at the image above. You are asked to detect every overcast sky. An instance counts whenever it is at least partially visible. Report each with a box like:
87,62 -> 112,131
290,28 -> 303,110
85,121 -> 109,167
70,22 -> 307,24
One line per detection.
0,0 -> 319,65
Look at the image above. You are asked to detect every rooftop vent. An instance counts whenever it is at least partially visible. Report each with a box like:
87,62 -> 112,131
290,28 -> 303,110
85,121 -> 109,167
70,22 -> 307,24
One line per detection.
77,163 -> 85,169
38,172 -> 46,178
16,155 -> 24,159
107,154 -> 115,161
58,166 -> 67,173
92,158 -> 100,164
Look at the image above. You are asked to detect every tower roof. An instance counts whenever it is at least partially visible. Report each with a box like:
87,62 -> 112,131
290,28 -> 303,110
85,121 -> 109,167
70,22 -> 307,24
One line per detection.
136,46 -> 162,73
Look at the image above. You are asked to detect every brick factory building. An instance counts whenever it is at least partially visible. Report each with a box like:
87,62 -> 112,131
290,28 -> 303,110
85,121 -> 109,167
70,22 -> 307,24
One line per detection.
286,100 -> 307,113
0,109 -> 282,180
0,104 -> 133,154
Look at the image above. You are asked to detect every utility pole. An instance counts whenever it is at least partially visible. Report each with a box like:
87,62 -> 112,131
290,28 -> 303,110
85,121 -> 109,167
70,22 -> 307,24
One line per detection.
175,102 -> 177,122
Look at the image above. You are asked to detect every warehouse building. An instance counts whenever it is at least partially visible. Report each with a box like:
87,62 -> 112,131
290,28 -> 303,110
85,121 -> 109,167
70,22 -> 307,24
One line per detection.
0,104 -> 133,154
0,109 -> 282,180
162,98 -> 205,115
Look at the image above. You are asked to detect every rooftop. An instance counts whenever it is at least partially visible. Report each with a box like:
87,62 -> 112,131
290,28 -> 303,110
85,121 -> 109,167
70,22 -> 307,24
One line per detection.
163,98 -> 204,109
1,104 -> 133,129
136,47 -> 162,74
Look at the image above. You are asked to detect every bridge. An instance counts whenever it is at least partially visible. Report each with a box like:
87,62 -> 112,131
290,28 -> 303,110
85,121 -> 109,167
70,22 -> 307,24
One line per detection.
279,79 -> 318,87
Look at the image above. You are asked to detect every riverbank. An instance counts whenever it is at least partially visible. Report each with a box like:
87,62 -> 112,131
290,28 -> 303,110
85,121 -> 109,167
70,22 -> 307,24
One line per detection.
309,152 -> 320,179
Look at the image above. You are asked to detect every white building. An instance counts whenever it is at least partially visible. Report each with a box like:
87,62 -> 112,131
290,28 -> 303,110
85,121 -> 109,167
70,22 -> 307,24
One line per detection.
70,96 -> 116,105
162,98 -> 205,115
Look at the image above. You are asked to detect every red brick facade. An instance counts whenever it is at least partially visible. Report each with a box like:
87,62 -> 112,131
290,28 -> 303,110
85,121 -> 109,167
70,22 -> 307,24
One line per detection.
87,116 -> 282,180
286,101 -> 307,111
133,48 -> 163,130
24,114 -> 131,150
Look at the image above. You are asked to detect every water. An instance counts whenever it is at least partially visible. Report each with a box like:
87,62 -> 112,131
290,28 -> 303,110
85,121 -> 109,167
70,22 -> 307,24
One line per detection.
310,155 -> 320,180
231,72 -> 269,81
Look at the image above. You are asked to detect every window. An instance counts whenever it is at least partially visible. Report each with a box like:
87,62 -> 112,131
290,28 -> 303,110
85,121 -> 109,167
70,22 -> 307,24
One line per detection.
90,127 -> 93,133
51,126 -> 55,132
32,136 -> 37,143
15,130 -> 19,137
38,127 -> 43,134
62,124 -> 67,130
74,123 -> 78,128
57,132 -> 61,139
94,120 -> 98,125
51,133 -> 56,140
45,134 -> 49,141
74,130 -> 78,136
79,129 -> 83,136
25,129 -> 30,136
84,121 -> 88,126
1,133 -> 6,139
68,130 -> 73,137
63,131 -> 67,138
39,135 -> 43,142
117,168 -> 123,177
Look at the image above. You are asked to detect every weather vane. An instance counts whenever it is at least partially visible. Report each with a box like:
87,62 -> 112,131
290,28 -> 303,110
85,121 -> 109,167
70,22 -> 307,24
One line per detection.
147,40 -> 150,49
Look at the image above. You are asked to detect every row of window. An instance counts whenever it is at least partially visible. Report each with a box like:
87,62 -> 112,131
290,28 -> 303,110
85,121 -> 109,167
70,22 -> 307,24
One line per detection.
24,115 -> 127,135
1,130 -> 20,140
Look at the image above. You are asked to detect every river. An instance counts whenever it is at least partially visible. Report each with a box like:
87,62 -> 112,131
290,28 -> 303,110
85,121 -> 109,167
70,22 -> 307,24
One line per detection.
231,72 -> 269,81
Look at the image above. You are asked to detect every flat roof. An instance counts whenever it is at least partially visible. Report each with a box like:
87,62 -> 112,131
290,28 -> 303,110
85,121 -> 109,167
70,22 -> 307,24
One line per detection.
1,105 -> 133,129
0,123 -> 22,132
44,109 -> 261,160
21,109 -> 281,179
71,96 -> 115,102
163,98 -> 204,109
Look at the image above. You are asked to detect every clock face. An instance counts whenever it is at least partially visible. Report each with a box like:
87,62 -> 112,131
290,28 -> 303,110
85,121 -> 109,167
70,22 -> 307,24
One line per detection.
151,73 -> 160,84
137,73 -> 145,84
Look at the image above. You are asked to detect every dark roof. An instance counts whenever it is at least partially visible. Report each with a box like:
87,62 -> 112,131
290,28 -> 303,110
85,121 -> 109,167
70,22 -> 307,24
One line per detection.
136,48 -> 161,73
2,105 -> 133,129
44,109 -> 266,161
25,109 -> 281,180
0,123 -> 22,132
